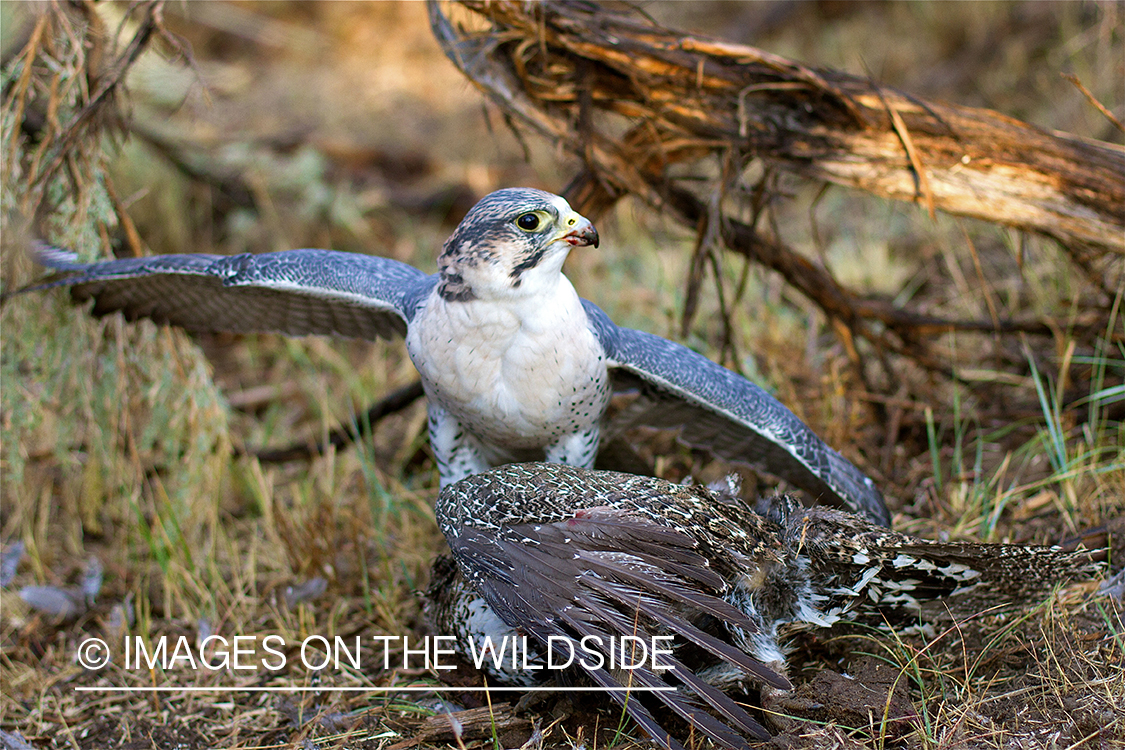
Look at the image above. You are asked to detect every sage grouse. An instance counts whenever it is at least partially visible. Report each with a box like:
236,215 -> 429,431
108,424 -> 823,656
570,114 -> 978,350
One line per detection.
27,188 -> 887,524
428,463 -> 1099,750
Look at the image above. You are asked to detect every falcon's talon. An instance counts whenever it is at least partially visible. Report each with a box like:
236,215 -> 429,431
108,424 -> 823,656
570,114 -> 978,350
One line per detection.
27,187 -> 886,523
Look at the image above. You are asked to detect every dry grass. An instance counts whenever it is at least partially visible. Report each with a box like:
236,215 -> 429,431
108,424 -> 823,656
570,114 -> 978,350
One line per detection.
1,2 -> 1121,749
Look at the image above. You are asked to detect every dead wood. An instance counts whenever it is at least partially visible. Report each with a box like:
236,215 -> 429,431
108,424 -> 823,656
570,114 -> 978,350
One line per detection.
385,702 -> 532,749
431,1 -> 1122,256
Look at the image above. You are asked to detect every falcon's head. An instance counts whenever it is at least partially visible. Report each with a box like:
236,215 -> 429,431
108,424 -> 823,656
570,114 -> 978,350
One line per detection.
437,188 -> 598,302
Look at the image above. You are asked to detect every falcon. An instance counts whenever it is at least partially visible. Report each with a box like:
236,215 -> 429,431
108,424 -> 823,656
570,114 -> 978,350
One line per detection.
428,462 -> 1101,750
27,187 -> 888,524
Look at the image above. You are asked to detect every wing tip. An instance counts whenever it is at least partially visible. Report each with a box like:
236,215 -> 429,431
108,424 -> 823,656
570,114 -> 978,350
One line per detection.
29,241 -> 85,270
823,451 -> 891,527
4,242 -> 91,300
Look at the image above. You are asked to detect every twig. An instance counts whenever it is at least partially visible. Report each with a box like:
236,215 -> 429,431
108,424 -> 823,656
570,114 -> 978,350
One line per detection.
1062,72 -> 1124,134
246,380 -> 426,463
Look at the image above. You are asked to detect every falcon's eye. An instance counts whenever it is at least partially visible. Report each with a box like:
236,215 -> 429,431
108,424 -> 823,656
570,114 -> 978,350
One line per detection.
515,212 -> 543,232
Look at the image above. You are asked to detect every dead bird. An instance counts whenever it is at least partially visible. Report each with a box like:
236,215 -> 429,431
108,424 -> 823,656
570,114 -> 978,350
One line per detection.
427,462 -> 1102,750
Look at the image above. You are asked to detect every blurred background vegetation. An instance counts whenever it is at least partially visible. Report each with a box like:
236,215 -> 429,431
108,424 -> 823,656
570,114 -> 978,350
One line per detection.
1,2 -> 1121,748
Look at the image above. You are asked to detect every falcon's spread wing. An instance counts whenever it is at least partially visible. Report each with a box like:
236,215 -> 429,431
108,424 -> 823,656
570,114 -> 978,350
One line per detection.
27,243 -> 436,340
442,504 -> 787,750
582,300 -> 890,527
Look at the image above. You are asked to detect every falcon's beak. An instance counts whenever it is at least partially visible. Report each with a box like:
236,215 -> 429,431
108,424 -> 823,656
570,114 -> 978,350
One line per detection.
560,215 -> 599,248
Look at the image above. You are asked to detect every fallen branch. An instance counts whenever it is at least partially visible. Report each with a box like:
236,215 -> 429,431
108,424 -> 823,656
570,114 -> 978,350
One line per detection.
432,1 -> 1123,257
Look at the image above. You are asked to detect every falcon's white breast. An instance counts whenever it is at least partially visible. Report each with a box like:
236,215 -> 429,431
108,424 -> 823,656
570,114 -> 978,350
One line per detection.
407,273 -> 609,449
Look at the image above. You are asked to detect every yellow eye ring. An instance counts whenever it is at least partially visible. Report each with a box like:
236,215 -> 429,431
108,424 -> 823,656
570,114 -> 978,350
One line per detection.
515,211 -> 549,232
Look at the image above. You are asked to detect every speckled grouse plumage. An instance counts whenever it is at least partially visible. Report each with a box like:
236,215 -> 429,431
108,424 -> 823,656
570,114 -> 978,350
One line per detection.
427,463 -> 1100,750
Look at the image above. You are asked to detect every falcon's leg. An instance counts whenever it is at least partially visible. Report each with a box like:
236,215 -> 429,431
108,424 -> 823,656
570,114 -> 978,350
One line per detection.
544,426 -> 600,468
428,403 -> 490,487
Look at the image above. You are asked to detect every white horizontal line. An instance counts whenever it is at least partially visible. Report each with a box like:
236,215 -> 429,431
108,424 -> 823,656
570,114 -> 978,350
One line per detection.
74,685 -> 673,693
